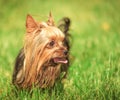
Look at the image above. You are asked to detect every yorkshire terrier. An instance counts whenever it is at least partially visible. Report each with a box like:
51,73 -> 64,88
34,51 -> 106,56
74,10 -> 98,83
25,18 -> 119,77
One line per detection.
12,13 -> 71,89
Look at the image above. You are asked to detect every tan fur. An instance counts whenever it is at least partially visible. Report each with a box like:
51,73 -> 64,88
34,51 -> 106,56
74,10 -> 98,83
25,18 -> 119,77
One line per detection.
13,14 -> 69,89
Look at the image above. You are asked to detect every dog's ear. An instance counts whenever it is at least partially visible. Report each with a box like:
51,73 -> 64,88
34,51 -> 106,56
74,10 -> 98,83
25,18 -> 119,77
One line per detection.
26,14 -> 38,33
57,17 -> 70,34
47,12 -> 54,26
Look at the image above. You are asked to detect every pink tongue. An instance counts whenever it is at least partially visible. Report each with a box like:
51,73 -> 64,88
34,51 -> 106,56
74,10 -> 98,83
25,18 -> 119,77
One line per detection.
54,58 -> 68,64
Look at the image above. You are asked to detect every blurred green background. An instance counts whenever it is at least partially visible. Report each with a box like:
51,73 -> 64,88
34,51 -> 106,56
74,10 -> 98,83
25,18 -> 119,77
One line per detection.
0,0 -> 120,99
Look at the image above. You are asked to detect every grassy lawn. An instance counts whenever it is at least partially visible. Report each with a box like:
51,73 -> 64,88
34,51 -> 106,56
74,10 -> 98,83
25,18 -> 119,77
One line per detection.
0,0 -> 120,99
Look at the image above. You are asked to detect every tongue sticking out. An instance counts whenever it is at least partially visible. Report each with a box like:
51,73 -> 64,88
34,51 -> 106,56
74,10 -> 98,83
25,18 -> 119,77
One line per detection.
53,58 -> 68,64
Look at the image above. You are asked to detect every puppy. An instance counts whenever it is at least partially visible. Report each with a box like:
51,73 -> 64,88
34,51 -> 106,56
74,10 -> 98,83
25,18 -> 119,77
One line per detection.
12,13 -> 71,89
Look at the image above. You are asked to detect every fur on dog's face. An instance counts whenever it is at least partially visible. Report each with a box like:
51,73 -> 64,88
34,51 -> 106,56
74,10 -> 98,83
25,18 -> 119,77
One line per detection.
41,26 -> 68,64
25,14 -> 68,70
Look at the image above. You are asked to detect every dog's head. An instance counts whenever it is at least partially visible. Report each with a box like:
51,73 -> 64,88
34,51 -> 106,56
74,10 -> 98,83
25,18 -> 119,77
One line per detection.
24,14 -> 69,68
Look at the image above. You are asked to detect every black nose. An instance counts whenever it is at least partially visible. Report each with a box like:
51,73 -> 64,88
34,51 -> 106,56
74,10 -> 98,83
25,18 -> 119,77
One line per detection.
64,50 -> 68,55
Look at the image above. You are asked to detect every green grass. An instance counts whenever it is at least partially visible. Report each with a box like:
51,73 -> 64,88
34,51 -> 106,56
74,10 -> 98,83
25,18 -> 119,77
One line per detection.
0,0 -> 120,99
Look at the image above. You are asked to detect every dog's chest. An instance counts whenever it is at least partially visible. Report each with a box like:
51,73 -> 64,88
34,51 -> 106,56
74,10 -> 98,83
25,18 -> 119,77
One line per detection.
37,65 -> 61,88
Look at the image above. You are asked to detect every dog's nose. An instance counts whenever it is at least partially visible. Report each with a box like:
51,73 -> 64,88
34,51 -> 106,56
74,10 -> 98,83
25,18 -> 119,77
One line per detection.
64,50 -> 68,55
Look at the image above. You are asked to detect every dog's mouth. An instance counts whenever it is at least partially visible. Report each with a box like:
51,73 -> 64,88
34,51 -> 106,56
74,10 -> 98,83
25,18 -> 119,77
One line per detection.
53,57 -> 68,64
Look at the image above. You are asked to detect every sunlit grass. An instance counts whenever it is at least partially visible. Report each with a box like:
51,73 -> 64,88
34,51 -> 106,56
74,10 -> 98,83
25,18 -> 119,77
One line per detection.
0,0 -> 120,99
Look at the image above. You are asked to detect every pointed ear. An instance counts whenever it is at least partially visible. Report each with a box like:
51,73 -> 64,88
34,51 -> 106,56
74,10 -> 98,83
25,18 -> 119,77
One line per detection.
47,12 -> 54,26
26,14 -> 38,33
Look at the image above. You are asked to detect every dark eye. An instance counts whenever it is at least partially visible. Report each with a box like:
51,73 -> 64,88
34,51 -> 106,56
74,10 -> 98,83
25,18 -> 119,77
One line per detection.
49,40 -> 55,47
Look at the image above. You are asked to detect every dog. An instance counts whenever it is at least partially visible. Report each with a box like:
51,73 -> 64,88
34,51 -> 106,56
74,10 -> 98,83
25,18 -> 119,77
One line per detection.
12,13 -> 71,89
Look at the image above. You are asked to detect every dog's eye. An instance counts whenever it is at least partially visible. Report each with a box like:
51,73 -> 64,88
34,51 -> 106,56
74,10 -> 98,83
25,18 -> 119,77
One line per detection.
49,40 -> 55,47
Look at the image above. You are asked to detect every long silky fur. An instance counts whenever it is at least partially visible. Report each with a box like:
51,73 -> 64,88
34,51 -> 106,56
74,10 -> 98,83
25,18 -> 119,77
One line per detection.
12,17 -> 71,89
